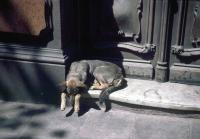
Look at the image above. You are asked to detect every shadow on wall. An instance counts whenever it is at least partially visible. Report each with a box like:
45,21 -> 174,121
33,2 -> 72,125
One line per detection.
59,0 -> 127,83
60,0 -> 126,67
0,46 -> 65,105
61,0 -> 154,72
0,0 -> 54,46
0,60 -> 63,105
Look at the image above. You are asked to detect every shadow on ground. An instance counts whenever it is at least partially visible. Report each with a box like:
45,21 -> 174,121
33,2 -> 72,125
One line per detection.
0,101 -> 68,139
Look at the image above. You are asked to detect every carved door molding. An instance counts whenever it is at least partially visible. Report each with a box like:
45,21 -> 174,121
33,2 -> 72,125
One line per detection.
171,0 -> 200,58
94,0 -> 156,55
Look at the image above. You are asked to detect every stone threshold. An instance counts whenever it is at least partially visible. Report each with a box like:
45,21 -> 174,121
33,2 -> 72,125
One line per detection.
83,78 -> 200,111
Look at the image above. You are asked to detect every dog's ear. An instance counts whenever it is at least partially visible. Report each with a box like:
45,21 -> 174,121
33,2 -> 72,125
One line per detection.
66,81 -> 69,87
58,81 -> 67,87
57,81 -> 67,93
66,80 -> 87,89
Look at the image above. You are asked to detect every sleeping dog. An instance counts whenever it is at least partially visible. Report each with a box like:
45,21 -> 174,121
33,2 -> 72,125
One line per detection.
60,60 -> 126,113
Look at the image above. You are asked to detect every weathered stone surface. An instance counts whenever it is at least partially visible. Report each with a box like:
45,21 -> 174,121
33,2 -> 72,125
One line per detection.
87,78 -> 200,111
0,100 -> 199,139
0,0 -> 46,35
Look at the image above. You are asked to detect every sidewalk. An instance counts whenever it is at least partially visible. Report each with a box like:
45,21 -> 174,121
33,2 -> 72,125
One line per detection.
1,78 -> 200,139
86,78 -> 200,111
0,100 -> 200,139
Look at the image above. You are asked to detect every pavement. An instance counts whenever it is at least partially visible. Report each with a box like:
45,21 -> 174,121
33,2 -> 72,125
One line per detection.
1,78 -> 200,139
1,100 -> 200,139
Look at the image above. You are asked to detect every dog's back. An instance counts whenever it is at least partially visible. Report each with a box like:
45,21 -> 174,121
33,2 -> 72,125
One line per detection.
66,60 -> 126,109
81,60 -> 126,105
67,61 -> 89,83
92,62 -> 125,104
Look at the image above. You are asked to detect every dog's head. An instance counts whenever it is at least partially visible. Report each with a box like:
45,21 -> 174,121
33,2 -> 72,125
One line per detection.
66,79 -> 87,95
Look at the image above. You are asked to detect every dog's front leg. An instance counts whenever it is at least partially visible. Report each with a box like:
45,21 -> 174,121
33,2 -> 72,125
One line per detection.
74,93 -> 81,113
60,92 -> 67,111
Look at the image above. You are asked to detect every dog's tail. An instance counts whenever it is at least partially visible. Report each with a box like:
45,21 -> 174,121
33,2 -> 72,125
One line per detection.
99,78 -> 126,104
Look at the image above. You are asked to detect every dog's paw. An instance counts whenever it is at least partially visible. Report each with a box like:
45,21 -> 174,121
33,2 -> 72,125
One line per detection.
90,85 -> 100,90
99,102 -> 106,112
89,86 -> 95,90
60,101 -> 66,111
60,106 -> 66,111
74,107 -> 80,113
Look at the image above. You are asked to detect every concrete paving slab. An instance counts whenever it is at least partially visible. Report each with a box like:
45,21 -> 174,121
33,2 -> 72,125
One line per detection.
134,114 -> 190,139
0,101 -> 39,139
86,78 -> 200,111
190,119 -> 200,139
1,101 -> 200,139
74,110 -> 136,139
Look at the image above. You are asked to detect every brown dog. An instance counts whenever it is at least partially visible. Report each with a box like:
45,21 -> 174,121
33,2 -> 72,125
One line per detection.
60,60 -> 126,113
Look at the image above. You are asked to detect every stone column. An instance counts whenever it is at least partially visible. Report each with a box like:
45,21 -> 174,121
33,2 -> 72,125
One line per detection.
155,1 -> 171,82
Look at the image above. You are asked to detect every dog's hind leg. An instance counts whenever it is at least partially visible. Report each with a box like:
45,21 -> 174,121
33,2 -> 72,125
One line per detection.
74,94 -> 81,113
90,80 -> 110,90
99,79 -> 125,105
61,92 -> 67,111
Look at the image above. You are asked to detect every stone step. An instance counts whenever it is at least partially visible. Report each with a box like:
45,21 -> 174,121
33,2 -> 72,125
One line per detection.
84,78 -> 200,111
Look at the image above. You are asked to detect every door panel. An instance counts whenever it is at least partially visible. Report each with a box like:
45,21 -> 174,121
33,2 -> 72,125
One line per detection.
170,0 -> 200,84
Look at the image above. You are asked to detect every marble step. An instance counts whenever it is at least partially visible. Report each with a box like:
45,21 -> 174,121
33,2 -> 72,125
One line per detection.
84,78 -> 200,111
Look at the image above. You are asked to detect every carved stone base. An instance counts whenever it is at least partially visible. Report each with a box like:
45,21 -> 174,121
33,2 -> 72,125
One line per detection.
155,62 -> 168,82
170,63 -> 200,85
123,60 -> 153,79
